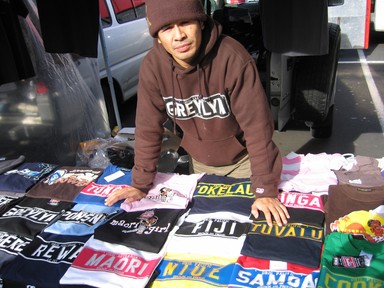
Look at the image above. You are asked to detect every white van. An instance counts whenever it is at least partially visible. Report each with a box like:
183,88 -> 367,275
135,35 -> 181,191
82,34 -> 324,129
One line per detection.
98,0 -> 153,127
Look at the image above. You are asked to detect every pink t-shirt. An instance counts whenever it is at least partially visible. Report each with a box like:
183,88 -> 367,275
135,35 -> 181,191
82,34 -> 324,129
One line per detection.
279,152 -> 345,193
121,172 -> 205,212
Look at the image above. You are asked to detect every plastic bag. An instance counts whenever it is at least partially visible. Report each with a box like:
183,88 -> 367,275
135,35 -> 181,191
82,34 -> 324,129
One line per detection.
76,138 -> 134,169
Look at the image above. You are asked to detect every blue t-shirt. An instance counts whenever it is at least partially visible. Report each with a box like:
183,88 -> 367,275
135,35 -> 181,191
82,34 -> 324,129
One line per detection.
0,162 -> 57,193
44,203 -> 121,236
95,164 -> 132,185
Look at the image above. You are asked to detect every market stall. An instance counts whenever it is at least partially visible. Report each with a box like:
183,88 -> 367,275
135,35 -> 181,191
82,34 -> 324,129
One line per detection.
0,152 -> 383,287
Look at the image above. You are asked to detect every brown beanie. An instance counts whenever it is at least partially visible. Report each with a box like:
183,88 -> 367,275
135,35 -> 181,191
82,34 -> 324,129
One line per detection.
145,0 -> 207,37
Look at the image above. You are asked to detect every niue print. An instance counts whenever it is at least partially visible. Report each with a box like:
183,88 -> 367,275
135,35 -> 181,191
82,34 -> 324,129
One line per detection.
137,210 -> 158,234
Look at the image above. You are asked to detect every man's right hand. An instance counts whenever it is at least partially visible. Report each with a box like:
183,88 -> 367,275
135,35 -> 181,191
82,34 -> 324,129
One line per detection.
105,186 -> 146,206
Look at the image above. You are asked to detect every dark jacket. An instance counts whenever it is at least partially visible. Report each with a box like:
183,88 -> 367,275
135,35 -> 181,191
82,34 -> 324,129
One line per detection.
132,17 -> 282,198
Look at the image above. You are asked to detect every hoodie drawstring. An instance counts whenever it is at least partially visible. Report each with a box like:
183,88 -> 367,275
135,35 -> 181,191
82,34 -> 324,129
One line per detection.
170,61 -> 177,135
197,64 -> 203,100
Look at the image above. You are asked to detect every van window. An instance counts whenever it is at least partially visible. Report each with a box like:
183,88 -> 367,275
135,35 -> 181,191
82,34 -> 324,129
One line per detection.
133,0 -> 146,19
99,0 -> 112,27
112,0 -> 146,23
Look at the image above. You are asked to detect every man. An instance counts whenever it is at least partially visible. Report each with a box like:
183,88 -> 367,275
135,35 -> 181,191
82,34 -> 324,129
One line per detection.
105,0 -> 289,226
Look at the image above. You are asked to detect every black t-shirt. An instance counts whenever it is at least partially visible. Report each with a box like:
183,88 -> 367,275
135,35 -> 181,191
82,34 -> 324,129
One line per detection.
0,196 -> 74,238
0,231 -> 32,276
94,208 -> 186,253
188,174 -> 255,220
241,219 -> 324,268
1,232 -> 90,288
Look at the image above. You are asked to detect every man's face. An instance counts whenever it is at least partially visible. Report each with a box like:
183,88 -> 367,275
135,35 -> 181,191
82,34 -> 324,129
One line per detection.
157,20 -> 204,68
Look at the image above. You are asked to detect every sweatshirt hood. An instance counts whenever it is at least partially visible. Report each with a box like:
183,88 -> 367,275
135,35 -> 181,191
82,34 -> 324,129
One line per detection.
152,17 -> 222,133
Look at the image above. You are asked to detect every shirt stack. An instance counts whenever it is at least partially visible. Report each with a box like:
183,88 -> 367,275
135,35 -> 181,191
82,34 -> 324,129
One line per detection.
234,192 -> 325,287
152,174 -> 254,287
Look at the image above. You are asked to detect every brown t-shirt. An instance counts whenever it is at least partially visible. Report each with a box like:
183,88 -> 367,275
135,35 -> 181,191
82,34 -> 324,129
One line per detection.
26,166 -> 103,202
324,184 -> 384,234
333,155 -> 384,187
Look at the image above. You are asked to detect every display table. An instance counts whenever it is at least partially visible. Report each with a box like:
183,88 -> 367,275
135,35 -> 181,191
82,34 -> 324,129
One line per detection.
0,152 -> 383,287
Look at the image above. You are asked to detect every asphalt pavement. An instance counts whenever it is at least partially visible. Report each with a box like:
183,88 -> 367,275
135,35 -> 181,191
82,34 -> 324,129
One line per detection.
272,30 -> 384,158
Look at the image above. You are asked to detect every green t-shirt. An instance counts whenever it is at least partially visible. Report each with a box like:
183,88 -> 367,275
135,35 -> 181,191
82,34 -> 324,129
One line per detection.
317,232 -> 384,287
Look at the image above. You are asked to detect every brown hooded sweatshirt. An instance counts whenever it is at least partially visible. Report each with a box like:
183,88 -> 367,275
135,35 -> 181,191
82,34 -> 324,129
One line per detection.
132,17 -> 282,198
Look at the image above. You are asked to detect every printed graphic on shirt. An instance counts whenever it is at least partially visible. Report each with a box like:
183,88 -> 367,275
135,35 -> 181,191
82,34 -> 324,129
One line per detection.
330,210 -> 384,243
53,209 -> 112,227
18,234 -> 85,265
318,266 -> 384,287
163,93 -> 230,120
248,221 -> 324,242
121,172 -> 203,212
194,180 -> 254,198
231,265 -> 319,288
78,182 -> 129,198
71,246 -> 159,278
154,256 -> 236,287
0,195 -> 18,208
43,168 -> 101,187
176,219 -> 248,238
112,210 -> 160,235
157,187 -> 175,202
4,162 -> 56,181
0,231 -> 32,255
95,208 -> 185,253
44,204 -> 120,236
278,192 -> 324,212
2,202 -> 61,224
0,162 -> 58,193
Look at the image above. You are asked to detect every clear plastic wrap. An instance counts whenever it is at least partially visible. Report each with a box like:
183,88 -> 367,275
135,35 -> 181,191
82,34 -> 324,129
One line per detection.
76,137 -> 135,169
0,0 -> 110,165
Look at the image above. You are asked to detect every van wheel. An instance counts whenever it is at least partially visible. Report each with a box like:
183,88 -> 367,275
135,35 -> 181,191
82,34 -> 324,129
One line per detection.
308,105 -> 334,138
293,23 -> 341,138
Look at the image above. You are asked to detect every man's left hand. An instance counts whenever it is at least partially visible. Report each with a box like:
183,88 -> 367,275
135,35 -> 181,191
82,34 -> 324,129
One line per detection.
251,197 -> 290,227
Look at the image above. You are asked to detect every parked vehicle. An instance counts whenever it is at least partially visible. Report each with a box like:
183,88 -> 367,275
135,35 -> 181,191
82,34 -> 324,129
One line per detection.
0,0 -> 152,164
207,0 -> 342,138
371,0 -> 384,32
98,0 -> 153,128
